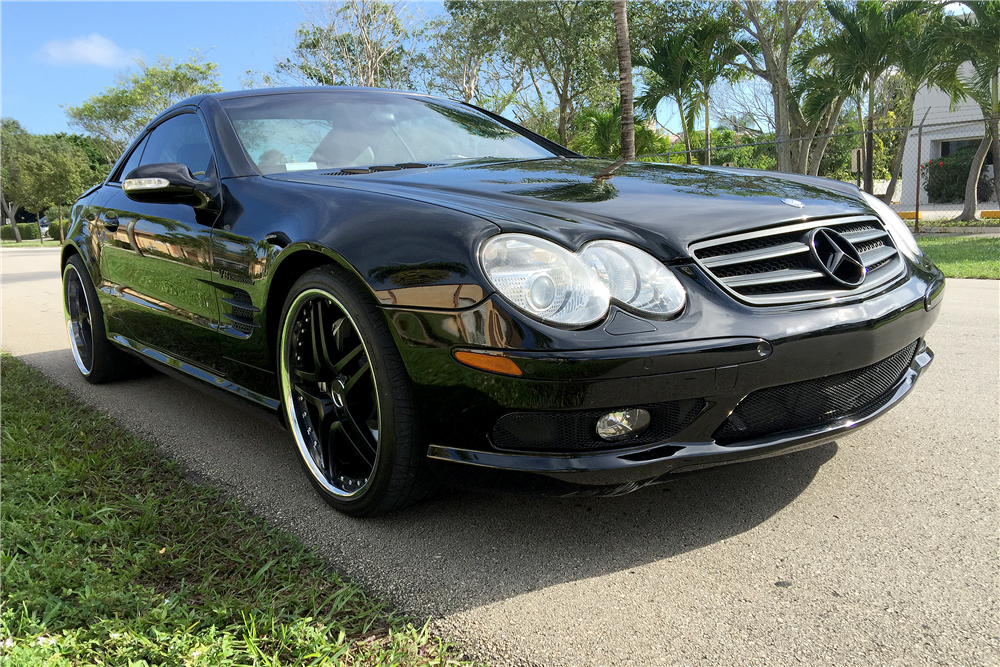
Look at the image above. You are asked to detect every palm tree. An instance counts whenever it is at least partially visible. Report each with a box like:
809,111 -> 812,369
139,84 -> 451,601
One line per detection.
636,31 -> 699,164
799,1 -> 925,193
688,16 -> 750,166
882,10 -> 962,205
954,1 -> 1000,221
611,0 -> 634,162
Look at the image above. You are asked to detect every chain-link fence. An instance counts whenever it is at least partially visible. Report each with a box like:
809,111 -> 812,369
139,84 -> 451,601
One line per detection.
637,117 -> 998,226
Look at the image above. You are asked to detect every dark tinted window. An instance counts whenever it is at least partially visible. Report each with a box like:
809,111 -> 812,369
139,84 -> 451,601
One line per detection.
114,134 -> 148,182
140,113 -> 214,177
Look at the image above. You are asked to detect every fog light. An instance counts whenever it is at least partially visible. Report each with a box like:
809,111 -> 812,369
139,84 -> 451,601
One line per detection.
596,408 -> 650,441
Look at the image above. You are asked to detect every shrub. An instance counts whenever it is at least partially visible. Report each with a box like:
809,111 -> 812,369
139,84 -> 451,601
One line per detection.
47,219 -> 69,240
1,223 -> 42,241
923,146 -> 993,203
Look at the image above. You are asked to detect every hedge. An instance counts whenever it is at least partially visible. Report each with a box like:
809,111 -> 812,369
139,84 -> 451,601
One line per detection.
1,223 -> 42,241
47,220 -> 69,240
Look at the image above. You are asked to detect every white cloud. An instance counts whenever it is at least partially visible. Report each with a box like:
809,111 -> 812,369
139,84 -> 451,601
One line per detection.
36,34 -> 140,68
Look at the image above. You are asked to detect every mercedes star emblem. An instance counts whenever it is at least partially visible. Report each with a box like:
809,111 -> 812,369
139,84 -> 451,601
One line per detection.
809,228 -> 866,287
781,198 -> 805,208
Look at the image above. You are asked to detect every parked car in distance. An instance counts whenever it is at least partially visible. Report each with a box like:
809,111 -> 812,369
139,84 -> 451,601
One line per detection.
60,87 -> 945,516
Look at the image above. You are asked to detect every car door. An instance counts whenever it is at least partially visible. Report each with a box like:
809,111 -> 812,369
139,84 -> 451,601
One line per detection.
94,110 -> 223,371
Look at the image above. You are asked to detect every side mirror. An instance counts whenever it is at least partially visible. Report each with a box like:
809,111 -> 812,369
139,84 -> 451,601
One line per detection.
123,163 -> 221,210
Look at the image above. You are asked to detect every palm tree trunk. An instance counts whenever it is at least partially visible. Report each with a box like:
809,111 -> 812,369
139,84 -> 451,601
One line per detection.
955,134 -> 992,221
704,94 -> 711,166
678,97 -> 692,165
882,89 -> 917,204
612,0 -> 634,162
990,113 -> 1000,210
865,85 -> 875,194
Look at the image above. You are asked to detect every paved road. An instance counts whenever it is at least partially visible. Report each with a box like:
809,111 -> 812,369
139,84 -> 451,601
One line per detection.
2,246 -> 997,667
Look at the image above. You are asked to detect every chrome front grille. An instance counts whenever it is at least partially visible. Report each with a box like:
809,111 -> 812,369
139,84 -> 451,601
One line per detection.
690,215 -> 905,305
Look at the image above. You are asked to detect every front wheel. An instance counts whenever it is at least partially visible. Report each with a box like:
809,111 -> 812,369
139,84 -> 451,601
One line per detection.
278,265 -> 437,516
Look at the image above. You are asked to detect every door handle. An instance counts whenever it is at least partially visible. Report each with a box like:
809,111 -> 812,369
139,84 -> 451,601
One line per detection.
103,211 -> 119,232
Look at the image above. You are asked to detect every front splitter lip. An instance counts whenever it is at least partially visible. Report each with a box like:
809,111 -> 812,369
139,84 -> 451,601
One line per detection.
426,346 -> 933,489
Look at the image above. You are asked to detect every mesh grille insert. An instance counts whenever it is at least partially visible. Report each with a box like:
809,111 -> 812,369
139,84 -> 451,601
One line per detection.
714,341 -> 919,445
493,399 -> 706,452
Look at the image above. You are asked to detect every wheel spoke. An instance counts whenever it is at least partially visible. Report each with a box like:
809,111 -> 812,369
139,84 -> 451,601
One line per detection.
333,344 -> 364,374
334,415 -> 377,466
343,360 -> 371,396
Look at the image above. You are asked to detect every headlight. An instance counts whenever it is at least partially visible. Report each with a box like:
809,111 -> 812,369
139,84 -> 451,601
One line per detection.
579,240 -> 686,317
480,234 -> 610,326
862,192 -> 922,259
480,233 -> 686,327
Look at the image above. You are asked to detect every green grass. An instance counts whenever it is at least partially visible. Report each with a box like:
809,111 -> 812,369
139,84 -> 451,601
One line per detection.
0,239 -> 61,248
917,236 -> 1000,279
0,355 -> 479,666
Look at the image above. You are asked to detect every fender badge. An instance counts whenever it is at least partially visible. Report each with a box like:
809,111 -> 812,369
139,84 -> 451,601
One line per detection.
781,198 -> 805,208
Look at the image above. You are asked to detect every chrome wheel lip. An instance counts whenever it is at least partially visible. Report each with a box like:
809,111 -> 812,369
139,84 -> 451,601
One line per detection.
63,263 -> 93,376
279,288 -> 382,500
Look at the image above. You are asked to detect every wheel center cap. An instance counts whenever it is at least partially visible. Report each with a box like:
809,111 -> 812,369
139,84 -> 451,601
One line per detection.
330,378 -> 347,410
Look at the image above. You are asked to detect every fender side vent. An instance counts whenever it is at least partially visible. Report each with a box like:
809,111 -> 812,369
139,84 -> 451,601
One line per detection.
222,289 -> 258,335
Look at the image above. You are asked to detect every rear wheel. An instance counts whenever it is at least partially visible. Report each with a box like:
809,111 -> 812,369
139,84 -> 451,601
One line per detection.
62,254 -> 132,384
278,265 -> 436,516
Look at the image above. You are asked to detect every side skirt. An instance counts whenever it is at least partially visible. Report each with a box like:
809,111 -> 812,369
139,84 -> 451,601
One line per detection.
111,333 -> 286,429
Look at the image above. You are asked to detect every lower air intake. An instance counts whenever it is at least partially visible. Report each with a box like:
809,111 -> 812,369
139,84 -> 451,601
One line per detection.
492,399 -> 706,452
714,341 -> 919,445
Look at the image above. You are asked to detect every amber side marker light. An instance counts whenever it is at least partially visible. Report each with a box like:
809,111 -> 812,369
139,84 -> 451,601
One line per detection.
454,350 -> 523,376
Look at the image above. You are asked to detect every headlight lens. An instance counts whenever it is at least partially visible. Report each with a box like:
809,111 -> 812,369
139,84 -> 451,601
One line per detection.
862,192 -> 922,259
480,234 -> 610,326
579,240 -> 686,317
480,234 -> 686,326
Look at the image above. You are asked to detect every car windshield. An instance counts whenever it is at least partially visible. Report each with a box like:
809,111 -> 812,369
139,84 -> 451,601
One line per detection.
220,91 -> 556,175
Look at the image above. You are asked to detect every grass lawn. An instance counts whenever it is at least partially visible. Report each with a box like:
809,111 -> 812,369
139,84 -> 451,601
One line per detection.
0,355 -> 479,666
916,236 -> 1000,279
0,239 -> 61,248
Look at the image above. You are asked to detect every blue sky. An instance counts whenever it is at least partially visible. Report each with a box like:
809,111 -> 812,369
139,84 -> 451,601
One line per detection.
1,1 -> 444,135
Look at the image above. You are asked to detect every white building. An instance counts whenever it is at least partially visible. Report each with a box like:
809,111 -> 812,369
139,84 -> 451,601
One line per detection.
899,63 -> 995,210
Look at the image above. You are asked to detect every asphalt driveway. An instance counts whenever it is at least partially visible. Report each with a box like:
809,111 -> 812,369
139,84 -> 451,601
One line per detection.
2,246 -> 997,666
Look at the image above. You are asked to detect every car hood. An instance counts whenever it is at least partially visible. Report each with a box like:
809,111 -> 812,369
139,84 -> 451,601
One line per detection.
272,158 -> 872,261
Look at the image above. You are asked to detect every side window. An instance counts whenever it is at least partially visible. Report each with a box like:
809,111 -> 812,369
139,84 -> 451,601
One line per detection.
140,113 -> 215,178
114,135 -> 148,182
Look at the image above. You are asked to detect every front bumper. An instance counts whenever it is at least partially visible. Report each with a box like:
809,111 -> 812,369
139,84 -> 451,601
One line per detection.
388,259 -> 943,495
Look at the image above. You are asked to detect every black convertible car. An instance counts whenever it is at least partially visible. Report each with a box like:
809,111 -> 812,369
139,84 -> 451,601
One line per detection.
62,87 -> 944,516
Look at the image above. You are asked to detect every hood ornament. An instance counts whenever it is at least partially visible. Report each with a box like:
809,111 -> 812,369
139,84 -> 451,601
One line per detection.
781,198 -> 805,208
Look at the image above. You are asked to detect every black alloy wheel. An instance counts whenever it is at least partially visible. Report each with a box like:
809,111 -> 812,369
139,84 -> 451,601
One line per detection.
278,266 -> 436,516
64,261 -> 94,375
62,254 -> 132,384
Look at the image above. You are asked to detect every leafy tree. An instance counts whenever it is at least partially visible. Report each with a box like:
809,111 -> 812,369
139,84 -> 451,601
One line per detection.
65,55 -> 223,161
449,1 -> 617,145
276,0 -> 419,89
1,119 -> 29,241
417,13 -> 530,113
954,1 -> 1000,221
730,0 -> 823,173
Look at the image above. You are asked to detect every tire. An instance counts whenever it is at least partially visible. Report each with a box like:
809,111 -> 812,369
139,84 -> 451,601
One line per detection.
62,254 -> 133,384
277,264 -> 438,516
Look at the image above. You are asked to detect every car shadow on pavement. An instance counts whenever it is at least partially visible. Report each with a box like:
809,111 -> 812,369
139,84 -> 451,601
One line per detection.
18,348 -> 838,619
